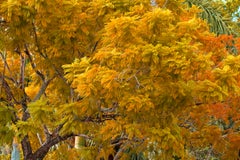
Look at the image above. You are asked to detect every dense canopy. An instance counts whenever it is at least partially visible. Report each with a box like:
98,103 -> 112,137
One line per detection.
0,0 -> 240,159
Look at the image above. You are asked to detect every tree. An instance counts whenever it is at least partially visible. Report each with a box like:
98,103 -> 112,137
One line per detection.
185,0 -> 237,35
0,0 -> 240,159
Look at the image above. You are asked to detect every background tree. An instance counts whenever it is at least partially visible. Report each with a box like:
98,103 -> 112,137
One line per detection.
185,0 -> 237,35
0,0 -> 240,160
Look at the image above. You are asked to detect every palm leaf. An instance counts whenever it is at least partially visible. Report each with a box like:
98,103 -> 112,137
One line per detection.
185,0 -> 234,35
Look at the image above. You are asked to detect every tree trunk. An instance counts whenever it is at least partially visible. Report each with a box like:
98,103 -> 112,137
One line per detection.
22,133 -> 74,160
21,136 -> 33,160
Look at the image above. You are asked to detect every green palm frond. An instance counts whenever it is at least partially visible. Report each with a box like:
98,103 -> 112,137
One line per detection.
185,0 -> 234,35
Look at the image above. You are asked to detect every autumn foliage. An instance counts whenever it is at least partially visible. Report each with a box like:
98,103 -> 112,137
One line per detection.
0,0 -> 240,160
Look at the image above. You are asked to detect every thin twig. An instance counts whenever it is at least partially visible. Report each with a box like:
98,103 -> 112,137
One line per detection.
32,22 -> 47,58
134,75 -> 141,88
37,133 -> 43,146
19,52 -> 26,90
0,52 -> 17,84
43,125 -> 51,143
24,44 -> 45,81
162,0 -> 168,8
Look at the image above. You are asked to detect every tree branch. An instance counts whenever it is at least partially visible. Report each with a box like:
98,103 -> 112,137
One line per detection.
162,0 -> 168,8
24,44 -> 45,81
0,75 -> 19,104
24,44 -> 55,102
19,52 -> 26,90
32,79 -> 49,102
0,52 -> 18,84
21,135 -> 33,160
43,125 -> 51,143
32,75 -> 55,102
30,133 -> 75,160
32,22 -> 47,59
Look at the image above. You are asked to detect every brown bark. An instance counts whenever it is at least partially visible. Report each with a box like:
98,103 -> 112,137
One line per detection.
22,133 -> 74,160
21,136 -> 33,160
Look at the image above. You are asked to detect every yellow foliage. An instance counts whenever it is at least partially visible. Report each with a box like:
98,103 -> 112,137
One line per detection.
25,85 -> 40,99
1,0 -> 240,159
